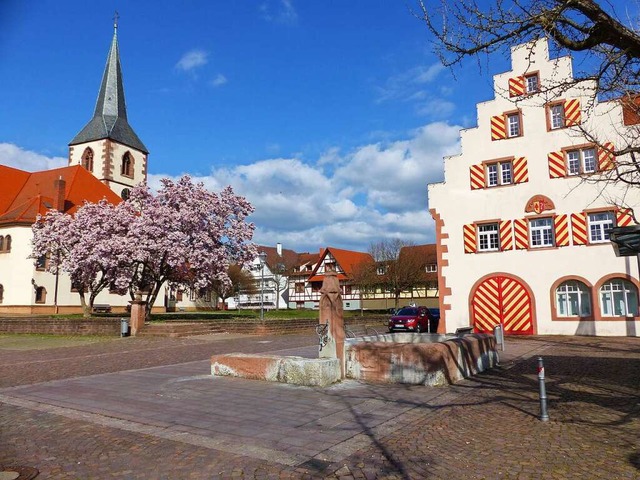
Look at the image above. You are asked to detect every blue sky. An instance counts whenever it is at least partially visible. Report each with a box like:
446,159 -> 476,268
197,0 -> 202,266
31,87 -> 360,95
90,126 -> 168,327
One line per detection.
0,1 -> 537,252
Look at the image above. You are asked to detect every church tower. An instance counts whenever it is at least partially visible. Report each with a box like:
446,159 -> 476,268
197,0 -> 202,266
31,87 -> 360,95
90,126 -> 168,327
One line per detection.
68,17 -> 148,199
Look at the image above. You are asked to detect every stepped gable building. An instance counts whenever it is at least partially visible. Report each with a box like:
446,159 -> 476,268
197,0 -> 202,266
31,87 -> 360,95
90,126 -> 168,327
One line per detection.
68,20 -> 148,199
428,38 -> 640,336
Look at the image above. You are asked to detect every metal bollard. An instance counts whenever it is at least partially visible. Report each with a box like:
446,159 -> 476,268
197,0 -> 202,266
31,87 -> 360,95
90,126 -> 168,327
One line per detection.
120,318 -> 130,337
537,356 -> 549,421
493,324 -> 505,351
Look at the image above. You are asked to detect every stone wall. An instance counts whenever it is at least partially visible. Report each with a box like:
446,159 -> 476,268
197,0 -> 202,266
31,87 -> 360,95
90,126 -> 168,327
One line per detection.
0,317 -> 121,335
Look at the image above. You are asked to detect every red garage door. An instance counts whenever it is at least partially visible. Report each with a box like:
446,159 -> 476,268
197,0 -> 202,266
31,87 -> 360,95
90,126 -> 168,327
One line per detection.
471,275 -> 533,335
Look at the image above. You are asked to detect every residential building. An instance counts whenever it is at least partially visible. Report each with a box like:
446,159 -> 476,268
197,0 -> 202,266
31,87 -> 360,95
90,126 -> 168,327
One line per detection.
235,244 -> 301,310
288,247 -> 371,310
358,244 -> 439,310
428,38 -> 640,336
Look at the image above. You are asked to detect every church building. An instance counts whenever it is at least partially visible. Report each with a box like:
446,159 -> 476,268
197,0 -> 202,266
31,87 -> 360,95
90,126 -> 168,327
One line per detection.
0,22 -> 215,314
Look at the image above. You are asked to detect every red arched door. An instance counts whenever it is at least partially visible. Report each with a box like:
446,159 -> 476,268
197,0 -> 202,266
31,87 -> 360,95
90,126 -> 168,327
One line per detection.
471,275 -> 533,335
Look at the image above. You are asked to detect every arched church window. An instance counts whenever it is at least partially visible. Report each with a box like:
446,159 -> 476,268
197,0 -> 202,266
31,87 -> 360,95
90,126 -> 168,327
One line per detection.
4,235 -> 10,252
81,147 -> 94,172
0,284 -> 3,303
35,286 -> 47,304
121,152 -> 134,177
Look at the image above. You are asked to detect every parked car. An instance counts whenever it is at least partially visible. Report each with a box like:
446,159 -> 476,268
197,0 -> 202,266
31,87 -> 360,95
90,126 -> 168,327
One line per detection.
427,307 -> 440,322
388,306 -> 439,333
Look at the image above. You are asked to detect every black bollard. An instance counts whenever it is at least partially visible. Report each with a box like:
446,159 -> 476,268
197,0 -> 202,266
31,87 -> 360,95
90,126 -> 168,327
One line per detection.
537,356 -> 549,421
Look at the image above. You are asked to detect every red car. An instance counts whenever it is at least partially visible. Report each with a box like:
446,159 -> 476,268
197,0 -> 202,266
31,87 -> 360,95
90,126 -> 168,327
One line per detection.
388,306 -> 439,333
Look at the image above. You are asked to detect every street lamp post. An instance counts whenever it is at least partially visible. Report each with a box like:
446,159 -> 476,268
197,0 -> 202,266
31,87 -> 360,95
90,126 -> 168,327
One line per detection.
258,251 -> 268,323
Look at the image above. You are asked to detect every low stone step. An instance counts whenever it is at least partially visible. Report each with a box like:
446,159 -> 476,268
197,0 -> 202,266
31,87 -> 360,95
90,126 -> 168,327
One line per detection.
138,322 -> 225,337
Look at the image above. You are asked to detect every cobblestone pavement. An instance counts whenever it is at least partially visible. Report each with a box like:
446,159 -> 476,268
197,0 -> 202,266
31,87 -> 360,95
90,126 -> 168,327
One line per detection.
0,333 -> 639,479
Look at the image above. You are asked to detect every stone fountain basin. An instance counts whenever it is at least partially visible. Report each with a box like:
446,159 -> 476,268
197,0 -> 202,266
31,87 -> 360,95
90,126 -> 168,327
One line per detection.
345,333 -> 498,386
211,333 -> 498,387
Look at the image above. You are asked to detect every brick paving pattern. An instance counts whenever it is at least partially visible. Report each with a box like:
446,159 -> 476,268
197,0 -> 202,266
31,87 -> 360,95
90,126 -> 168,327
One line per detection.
1,333 -> 638,479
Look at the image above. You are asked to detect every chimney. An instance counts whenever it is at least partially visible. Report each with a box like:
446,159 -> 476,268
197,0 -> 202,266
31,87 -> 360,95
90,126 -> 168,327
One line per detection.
54,176 -> 66,212
276,242 -> 282,257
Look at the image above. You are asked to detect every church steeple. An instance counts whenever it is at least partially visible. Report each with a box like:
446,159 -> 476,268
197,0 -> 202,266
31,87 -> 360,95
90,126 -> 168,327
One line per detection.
69,18 -> 148,154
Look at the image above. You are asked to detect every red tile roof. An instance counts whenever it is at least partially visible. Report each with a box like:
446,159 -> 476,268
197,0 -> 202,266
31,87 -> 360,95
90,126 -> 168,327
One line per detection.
308,247 -> 373,281
0,164 -> 122,225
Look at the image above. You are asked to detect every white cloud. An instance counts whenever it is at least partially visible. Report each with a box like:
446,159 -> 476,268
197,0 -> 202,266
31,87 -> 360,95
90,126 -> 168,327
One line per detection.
0,143 -> 67,171
376,63 -> 456,119
211,74 -> 228,87
175,50 -> 208,72
149,121 -> 461,252
260,0 -> 298,24
376,63 -> 445,103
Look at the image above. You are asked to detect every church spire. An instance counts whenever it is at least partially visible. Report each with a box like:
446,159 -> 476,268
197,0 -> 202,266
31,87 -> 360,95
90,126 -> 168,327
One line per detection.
69,17 -> 148,153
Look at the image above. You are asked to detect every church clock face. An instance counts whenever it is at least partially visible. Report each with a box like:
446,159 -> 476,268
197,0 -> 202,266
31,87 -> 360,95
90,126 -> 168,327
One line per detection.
121,188 -> 131,200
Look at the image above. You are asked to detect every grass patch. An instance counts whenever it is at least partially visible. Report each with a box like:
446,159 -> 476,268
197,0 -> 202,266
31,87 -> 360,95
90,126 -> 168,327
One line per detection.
0,334 -> 116,351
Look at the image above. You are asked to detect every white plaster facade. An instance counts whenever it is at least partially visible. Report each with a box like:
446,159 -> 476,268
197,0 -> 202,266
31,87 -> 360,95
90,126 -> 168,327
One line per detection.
428,39 -> 640,336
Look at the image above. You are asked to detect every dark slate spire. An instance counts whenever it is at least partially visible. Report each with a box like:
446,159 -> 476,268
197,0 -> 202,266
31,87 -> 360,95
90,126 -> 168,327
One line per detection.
69,18 -> 148,153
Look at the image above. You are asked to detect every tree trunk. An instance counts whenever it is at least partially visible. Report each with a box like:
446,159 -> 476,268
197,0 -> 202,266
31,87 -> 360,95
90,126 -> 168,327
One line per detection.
78,291 -> 90,318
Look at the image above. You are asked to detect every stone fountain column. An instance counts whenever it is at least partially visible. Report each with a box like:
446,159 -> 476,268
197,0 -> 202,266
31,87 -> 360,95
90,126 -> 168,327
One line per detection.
318,271 -> 345,378
129,291 -> 146,336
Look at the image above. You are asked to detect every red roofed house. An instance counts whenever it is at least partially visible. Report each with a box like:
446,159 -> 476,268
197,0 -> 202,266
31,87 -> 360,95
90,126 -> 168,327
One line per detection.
288,247 -> 373,310
0,165 -> 123,312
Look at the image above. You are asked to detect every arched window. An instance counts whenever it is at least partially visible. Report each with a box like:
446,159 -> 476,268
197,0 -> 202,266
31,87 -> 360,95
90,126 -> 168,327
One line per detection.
4,235 -> 11,252
0,284 -> 4,303
556,280 -> 591,317
600,279 -> 638,317
81,147 -> 94,172
35,286 -> 47,304
121,152 -> 133,177
0,235 -> 4,252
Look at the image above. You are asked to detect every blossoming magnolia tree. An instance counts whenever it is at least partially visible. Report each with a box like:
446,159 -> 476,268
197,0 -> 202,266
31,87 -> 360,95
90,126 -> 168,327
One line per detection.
32,176 -> 256,318
31,199 -> 132,316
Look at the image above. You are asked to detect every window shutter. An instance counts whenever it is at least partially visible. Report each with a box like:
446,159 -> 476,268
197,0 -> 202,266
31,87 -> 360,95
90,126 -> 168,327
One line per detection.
500,220 -> 513,251
548,151 -> 566,178
508,76 -> 525,97
616,208 -> 634,227
564,99 -> 581,125
513,157 -> 529,184
491,115 -> 507,140
554,214 -> 569,247
469,164 -> 485,190
513,218 -> 529,250
598,142 -> 615,171
463,224 -> 477,254
571,213 -> 588,245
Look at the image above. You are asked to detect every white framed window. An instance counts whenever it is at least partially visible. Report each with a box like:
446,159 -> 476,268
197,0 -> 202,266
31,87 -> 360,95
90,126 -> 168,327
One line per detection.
549,104 -> 565,129
529,218 -> 554,248
507,113 -> 521,137
525,73 -> 539,93
478,223 -> 500,252
588,212 -> 615,243
566,147 -> 596,175
486,161 -> 512,187
425,264 -> 437,273
376,266 -> 386,275
600,279 -> 638,317
556,280 -> 591,317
